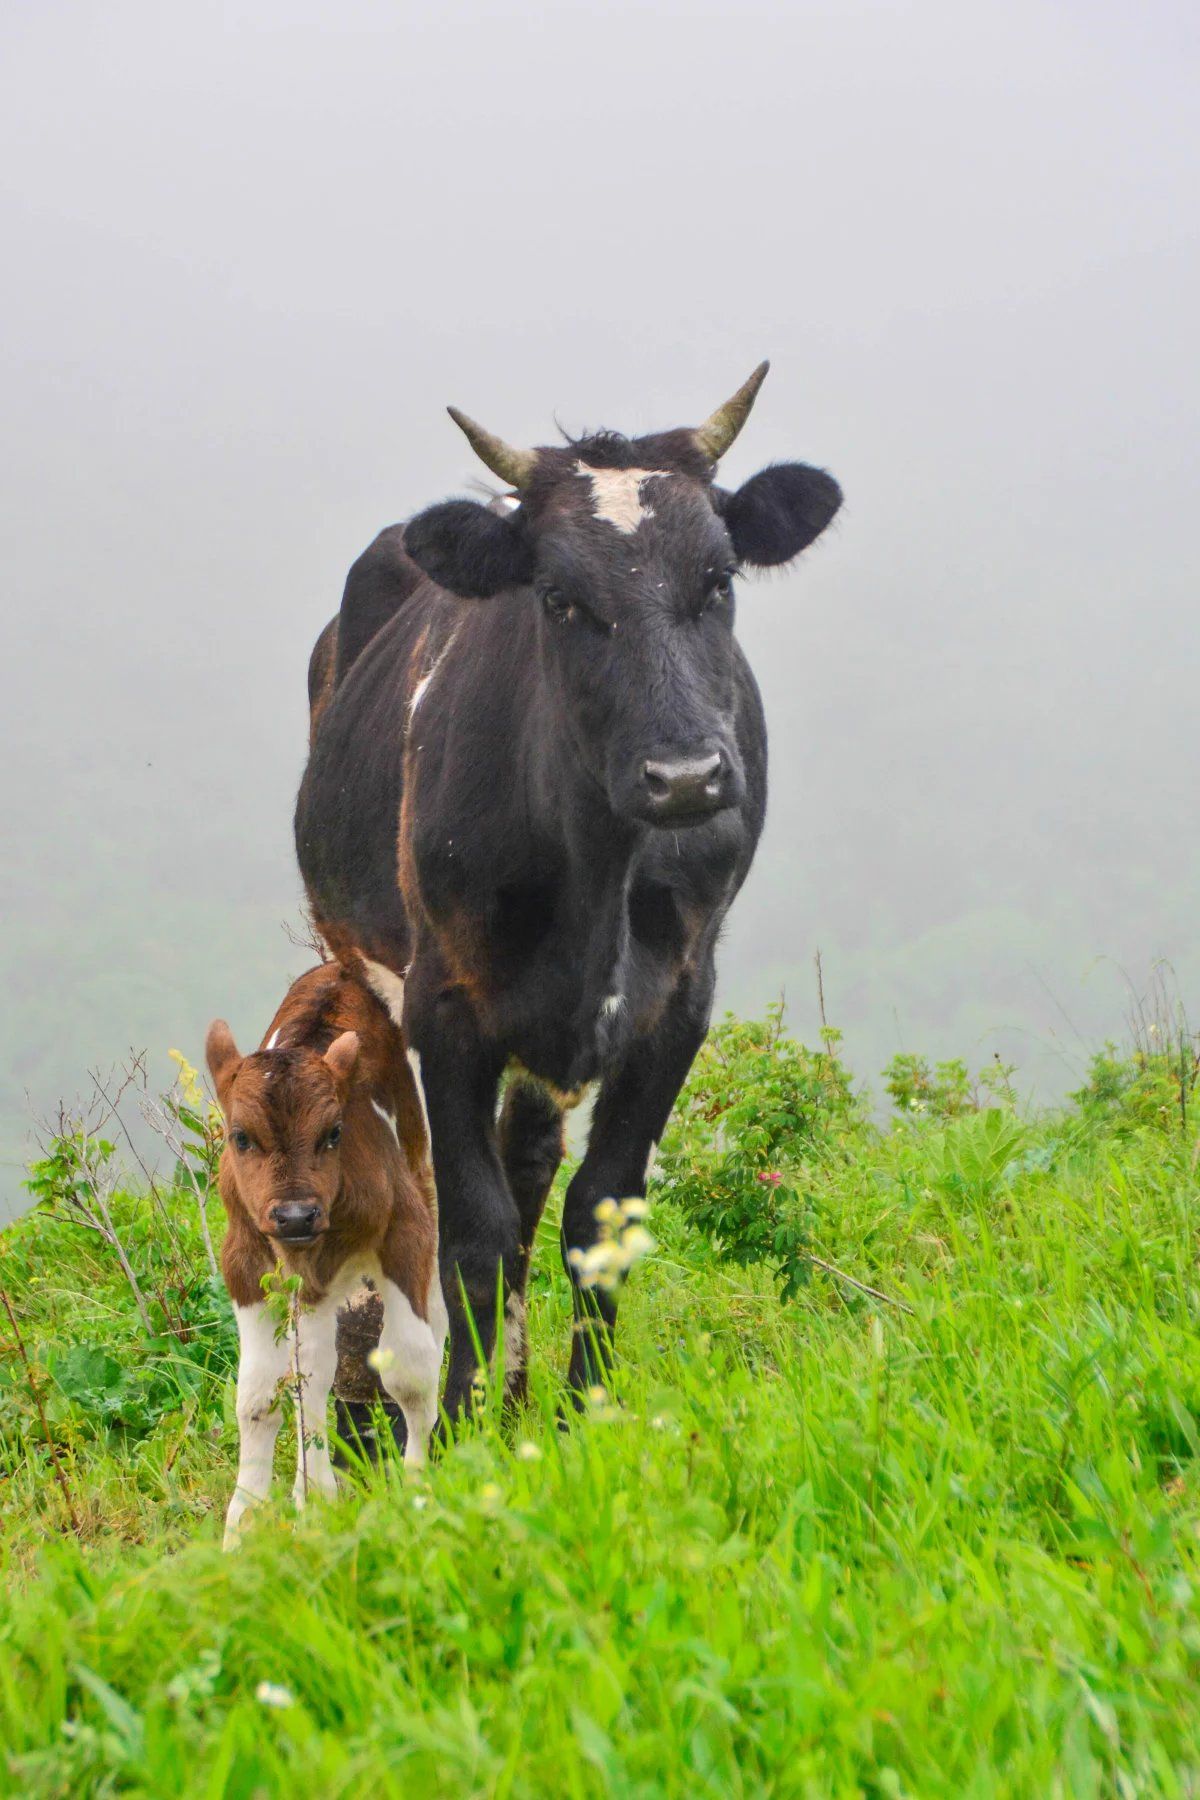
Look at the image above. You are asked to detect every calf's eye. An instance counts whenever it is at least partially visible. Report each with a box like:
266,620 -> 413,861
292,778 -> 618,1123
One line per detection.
231,1128 -> 252,1153
325,1123 -> 342,1150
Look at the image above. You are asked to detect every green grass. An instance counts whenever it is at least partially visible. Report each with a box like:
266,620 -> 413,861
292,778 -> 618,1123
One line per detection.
3,1040 -> 1200,1796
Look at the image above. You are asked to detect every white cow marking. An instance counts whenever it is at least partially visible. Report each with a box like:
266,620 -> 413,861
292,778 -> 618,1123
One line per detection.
407,1047 -> 432,1144
224,1296 -> 340,1549
409,628 -> 460,721
577,462 -> 667,534
374,1276 -> 445,1467
503,1289 -> 528,1382
600,993 -> 624,1020
224,1256 -> 445,1545
371,1099 -> 400,1144
360,957 -> 407,1029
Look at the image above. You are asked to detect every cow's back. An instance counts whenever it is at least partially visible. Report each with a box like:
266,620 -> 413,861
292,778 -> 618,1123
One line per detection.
334,525 -> 426,687
296,578 -> 450,975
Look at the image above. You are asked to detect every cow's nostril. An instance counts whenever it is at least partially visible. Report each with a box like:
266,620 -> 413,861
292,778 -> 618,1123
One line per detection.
641,753 -> 725,814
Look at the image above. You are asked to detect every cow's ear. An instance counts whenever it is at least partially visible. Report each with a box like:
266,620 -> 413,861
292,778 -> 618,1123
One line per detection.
717,464 -> 842,569
323,1029 -> 360,1089
403,500 -> 534,599
205,1021 -> 242,1101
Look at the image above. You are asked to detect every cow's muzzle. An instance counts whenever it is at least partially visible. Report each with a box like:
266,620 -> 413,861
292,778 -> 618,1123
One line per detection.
630,744 -> 743,825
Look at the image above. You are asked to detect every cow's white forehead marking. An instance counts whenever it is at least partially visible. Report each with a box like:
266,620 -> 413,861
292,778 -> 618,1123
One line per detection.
576,462 -> 667,534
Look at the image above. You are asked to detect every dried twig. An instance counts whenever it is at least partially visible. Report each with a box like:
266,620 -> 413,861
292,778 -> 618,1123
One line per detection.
0,1275 -> 82,1535
807,1252 -> 915,1315
138,1086 -> 219,1280
91,1061 -> 194,1281
814,950 -> 828,1035
292,1289 -> 309,1500
283,906 -> 330,962
34,1098 -> 158,1340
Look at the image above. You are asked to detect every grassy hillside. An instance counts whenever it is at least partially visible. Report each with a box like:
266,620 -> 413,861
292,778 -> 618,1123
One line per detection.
2,1020 -> 1199,1797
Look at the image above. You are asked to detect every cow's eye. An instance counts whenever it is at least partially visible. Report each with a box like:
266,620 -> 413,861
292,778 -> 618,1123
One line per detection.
703,569 -> 736,609
324,1123 -> 342,1150
230,1128 -> 252,1153
542,588 -> 575,624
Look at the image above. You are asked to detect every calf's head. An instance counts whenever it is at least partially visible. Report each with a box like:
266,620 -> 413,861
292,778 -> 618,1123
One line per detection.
403,362 -> 841,827
205,1023 -> 360,1247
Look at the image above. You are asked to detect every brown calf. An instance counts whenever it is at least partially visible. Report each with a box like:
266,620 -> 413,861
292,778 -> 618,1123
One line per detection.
206,961 -> 446,1548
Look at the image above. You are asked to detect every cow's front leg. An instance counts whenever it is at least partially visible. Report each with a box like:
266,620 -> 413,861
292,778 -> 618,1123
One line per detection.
497,1076 -> 566,1407
562,971 -> 713,1395
410,989 -> 517,1423
225,1302 -> 293,1548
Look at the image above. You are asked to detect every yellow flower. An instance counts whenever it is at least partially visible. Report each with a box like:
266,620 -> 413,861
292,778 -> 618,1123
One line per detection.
168,1048 -> 206,1110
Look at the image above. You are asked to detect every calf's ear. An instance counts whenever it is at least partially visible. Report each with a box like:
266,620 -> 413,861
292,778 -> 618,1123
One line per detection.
717,463 -> 842,569
205,1021 -> 242,1099
324,1029 -> 360,1088
404,499 -> 533,599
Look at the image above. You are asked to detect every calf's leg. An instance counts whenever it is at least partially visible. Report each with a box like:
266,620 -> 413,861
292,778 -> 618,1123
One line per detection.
375,1278 -> 446,1466
290,1297 -> 339,1510
225,1303 -> 292,1548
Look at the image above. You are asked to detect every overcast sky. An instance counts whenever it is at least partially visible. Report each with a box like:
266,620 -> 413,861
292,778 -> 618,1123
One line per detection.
2,0 -> 1198,1211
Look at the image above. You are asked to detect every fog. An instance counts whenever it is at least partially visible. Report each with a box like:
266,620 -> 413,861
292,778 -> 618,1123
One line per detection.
2,0 -> 1198,1217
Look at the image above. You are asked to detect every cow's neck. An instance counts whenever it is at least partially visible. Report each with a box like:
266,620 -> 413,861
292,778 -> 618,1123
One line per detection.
510,683 -> 643,1064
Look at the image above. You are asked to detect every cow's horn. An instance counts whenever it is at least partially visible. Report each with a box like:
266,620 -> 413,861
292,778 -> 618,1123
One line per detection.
693,360 -> 771,462
446,406 -> 539,488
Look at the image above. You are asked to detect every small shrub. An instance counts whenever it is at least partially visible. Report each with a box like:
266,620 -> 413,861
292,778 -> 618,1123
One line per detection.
882,1051 -> 1019,1121
883,1052 -> 974,1120
923,1107 -> 1029,1206
1070,1038 -> 1198,1141
654,1006 -> 865,1299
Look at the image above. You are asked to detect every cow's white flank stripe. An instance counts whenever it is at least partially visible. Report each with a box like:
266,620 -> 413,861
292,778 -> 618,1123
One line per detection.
409,628 -> 460,720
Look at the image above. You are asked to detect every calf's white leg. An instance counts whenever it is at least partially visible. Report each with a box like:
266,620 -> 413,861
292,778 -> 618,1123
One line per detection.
291,1294 -> 339,1509
225,1302 -> 292,1549
377,1277 -> 446,1467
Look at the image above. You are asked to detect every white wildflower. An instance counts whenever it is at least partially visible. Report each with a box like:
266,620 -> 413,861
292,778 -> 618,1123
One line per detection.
255,1682 -> 295,1710
619,1225 -> 654,1262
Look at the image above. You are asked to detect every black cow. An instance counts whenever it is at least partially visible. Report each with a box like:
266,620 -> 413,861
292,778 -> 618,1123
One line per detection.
294,364 -> 842,1420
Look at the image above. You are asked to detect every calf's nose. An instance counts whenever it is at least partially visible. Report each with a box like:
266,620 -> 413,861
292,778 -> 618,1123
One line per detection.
640,751 -> 725,819
269,1201 -> 323,1241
